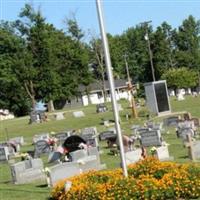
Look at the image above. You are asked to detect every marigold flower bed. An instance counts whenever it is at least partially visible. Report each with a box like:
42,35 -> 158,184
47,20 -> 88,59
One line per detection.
51,157 -> 200,200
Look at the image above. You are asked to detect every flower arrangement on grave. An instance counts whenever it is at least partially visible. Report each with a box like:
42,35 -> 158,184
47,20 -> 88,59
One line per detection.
51,157 -> 200,200
150,146 -> 157,156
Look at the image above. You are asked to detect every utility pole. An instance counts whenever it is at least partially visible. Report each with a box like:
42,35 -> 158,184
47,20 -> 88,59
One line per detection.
96,0 -> 128,178
141,21 -> 156,82
124,54 -> 138,118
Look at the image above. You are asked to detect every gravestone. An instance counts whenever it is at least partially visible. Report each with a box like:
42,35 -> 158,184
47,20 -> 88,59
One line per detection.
156,146 -> 173,161
78,155 -> 100,172
136,127 -> 150,134
184,134 -> 200,161
82,127 -> 97,136
144,80 -> 171,115
178,121 -> 195,130
29,110 -> 39,123
34,140 -> 51,158
99,131 -> 116,141
140,130 -> 162,147
179,128 -> 194,141
81,127 -> 98,147
33,133 -> 49,144
96,104 -> 107,113
0,146 -> 9,162
73,111 -> 85,118
55,131 -> 71,144
125,149 -> 142,165
87,147 -> 100,160
192,141 -> 200,160
10,159 -> 46,184
69,149 -> 88,162
9,137 -> 24,146
49,162 -> 80,186
0,143 -> 16,156
164,116 -> 180,126
177,93 -> 185,101
54,112 -> 65,120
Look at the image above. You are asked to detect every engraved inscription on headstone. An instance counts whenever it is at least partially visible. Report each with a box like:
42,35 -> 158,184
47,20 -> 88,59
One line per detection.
34,140 -> 51,158
140,130 -> 162,147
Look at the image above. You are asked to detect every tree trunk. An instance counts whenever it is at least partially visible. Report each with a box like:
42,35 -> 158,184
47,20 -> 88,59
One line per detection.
48,100 -> 55,112
24,81 -> 36,111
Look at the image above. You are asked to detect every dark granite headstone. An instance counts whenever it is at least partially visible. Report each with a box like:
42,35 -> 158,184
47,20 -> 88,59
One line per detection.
34,140 -> 51,158
99,131 -> 116,141
140,130 -> 162,147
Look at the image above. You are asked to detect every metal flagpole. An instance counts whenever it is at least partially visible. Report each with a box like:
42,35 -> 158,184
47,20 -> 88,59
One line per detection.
95,0 -> 128,177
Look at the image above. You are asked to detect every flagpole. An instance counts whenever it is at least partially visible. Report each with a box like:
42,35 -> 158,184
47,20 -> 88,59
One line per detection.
95,0 -> 128,177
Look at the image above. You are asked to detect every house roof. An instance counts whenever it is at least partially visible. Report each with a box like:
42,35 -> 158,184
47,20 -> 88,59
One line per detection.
78,79 -> 130,93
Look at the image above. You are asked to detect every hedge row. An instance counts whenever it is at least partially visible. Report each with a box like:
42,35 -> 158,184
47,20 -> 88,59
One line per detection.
51,157 -> 200,200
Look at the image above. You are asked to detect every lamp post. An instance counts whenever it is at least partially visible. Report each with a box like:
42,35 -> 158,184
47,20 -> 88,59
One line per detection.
141,21 -> 156,82
96,0 -> 128,177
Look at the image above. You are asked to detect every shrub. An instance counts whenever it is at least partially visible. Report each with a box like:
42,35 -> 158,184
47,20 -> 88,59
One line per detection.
51,157 -> 200,200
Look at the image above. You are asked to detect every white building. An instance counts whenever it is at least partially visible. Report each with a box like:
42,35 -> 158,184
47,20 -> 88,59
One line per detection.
78,79 -> 132,106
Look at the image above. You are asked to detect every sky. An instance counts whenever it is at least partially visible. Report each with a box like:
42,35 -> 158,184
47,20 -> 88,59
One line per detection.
1,0 -> 200,38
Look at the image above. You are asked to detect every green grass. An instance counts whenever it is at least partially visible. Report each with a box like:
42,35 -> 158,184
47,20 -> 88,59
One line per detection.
0,96 -> 200,200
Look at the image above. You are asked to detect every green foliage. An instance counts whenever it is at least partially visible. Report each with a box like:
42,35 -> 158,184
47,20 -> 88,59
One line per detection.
138,107 -> 150,118
1,6 -> 200,116
161,67 -> 198,89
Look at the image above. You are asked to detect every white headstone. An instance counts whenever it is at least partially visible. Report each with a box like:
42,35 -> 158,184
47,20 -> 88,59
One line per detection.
177,93 -> 185,101
69,149 -> 88,162
125,149 -> 142,165
192,141 -> 200,160
54,112 -> 65,120
156,146 -> 173,161
73,111 -> 85,118
10,159 -> 45,184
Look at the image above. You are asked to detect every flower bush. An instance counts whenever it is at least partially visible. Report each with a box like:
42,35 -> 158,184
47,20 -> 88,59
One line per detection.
51,157 -> 200,200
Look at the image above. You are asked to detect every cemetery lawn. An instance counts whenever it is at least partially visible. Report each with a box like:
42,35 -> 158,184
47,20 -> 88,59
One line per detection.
0,96 -> 200,200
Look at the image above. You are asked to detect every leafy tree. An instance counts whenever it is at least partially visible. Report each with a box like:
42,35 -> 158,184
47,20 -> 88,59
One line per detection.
174,15 -> 200,69
161,67 -> 198,89
152,22 -> 176,79
0,21 -> 31,116
122,25 -> 151,82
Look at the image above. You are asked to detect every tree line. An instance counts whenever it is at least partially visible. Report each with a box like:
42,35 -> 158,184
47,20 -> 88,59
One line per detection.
1,4 -> 200,116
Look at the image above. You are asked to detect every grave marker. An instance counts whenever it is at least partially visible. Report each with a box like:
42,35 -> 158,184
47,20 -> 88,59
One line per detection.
34,140 -> 51,158
140,130 -> 162,147
33,133 -> 49,144
9,137 -> 24,146
156,146 -> 173,161
0,146 -> 9,162
73,111 -> 85,118
99,131 -> 116,141
125,149 -> 142,165
164,116 -> 180,126
185,134 -> 195,161
49,162 -> 80,186
10,159 -> 46,184
54,112 -> 65,120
